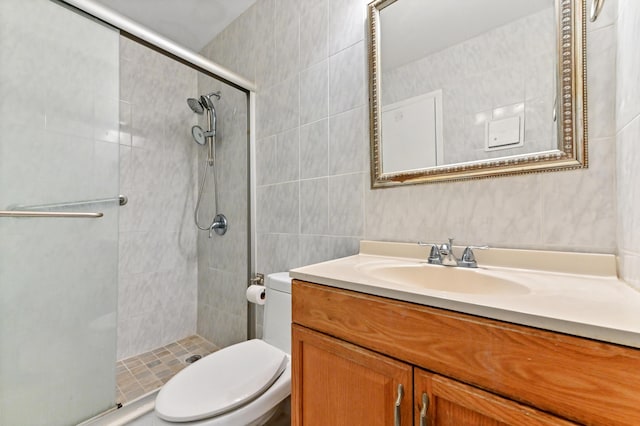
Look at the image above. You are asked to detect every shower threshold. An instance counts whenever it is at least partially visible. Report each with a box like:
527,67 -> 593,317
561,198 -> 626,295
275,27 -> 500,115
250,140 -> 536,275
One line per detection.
116,335 -> 218,405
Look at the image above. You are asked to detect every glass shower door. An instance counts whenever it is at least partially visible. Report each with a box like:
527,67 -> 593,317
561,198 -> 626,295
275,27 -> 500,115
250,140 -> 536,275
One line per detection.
0,1 -> 120,424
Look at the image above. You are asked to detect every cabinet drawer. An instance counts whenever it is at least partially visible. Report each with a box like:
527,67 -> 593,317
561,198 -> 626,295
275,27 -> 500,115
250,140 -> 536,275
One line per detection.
292,280 -> 640,425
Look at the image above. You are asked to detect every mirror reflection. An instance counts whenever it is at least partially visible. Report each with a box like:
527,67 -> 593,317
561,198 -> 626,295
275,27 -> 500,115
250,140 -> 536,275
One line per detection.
379,0 -> 556,172
368,0 -> 587,187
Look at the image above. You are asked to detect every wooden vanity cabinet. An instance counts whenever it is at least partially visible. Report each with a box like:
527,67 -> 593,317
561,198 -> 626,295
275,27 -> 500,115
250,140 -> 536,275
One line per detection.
291,280 -> 640,425
291,325 -> 412,426
292,324 -> 572,426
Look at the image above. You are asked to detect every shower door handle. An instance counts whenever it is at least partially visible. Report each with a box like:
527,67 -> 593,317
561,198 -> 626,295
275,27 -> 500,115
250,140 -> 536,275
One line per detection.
0,211 -> 103,218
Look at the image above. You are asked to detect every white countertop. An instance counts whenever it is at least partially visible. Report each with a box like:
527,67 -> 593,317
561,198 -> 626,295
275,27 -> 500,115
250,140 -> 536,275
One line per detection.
290,241 -> 640,349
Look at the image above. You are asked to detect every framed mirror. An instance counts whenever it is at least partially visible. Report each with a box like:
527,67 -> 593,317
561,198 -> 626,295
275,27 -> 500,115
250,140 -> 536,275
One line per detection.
367,0 -> 587,187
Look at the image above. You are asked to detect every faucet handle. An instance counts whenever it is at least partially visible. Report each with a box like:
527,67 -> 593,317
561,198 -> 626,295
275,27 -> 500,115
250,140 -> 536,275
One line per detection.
460,245 -> 489,268
466,245 -> 489,251
418,242 -> 437,247
418,242 -> 442,265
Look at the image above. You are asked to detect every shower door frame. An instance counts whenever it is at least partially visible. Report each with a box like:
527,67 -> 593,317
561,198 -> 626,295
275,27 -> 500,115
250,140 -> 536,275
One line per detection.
1,1 -> 122,423
57,0 -> 260,338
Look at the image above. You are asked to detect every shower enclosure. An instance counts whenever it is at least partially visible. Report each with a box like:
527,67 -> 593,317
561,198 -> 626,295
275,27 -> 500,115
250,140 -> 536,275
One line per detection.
0,0 -> 120,424
1,0 -> 255,424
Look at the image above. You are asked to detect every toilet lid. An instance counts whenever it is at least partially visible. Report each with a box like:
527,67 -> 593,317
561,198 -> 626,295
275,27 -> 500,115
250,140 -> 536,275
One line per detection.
155,339 -> 288,422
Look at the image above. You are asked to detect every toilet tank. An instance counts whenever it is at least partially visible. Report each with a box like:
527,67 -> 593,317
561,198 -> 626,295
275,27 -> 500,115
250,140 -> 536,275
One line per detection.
262,272 -> 292,355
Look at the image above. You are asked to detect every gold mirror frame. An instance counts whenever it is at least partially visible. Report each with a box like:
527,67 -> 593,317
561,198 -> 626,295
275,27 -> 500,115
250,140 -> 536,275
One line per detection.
368,0 -> 588,187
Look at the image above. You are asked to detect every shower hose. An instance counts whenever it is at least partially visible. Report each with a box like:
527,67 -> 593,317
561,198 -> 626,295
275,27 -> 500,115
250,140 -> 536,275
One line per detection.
194,158 -> 218,232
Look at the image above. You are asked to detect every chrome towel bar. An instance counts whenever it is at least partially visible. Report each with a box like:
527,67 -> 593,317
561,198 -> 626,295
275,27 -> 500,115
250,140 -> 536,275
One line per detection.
10,195 -> 127,211
1,194 -> 127,218
0,211 -> 103,218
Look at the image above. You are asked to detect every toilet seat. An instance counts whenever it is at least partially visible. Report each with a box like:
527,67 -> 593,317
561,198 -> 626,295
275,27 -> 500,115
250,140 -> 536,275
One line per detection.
155,339 -> 288,422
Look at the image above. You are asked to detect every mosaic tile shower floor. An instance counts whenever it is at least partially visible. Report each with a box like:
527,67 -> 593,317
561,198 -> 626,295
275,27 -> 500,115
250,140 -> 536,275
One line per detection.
116,335 -> 218,404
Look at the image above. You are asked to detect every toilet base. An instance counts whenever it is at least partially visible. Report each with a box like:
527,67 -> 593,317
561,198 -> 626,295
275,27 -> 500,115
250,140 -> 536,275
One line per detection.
246,405 -> 279,426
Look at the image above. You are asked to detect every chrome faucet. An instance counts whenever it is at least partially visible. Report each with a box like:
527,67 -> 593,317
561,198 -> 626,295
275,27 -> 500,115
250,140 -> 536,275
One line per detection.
439,238 -> 458,266
419,238 -> 488,268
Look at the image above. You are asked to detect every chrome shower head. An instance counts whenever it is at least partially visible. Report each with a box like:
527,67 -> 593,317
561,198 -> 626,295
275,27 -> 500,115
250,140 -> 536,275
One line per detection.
188,92 -> 221,150
199,92 -> 221,111
199,95 -> 214,111
187,97 -> 204,114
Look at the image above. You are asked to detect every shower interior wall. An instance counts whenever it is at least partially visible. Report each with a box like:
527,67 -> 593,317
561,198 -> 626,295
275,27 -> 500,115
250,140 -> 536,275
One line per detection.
195,75 -> 250,347
117,37 -> 200,359
118,34 -> 251,358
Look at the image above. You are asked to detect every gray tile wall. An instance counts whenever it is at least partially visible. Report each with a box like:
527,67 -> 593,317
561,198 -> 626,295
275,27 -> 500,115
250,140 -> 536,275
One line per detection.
200,0 -> 369,283
203,0 -> 368,282
118,38 -> 199,359
616,0 -> 640,290
194,75 -> 250,347
199,0 -> 619,291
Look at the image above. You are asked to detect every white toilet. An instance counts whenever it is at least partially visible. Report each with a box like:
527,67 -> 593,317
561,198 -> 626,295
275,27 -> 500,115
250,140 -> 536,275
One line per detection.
154,272 -> 292,425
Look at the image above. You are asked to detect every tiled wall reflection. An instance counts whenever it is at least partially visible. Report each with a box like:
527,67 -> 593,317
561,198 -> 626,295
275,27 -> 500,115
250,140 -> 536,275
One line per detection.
117,37 -> 199,359
382,8 -> 556,164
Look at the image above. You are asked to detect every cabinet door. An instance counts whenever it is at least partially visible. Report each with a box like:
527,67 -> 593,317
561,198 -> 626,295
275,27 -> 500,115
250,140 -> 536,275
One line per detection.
414,369 -> 577,426
292,325 -> 412,426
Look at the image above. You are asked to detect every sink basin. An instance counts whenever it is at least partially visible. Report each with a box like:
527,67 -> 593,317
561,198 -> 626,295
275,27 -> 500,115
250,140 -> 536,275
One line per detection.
357,262 -> 530,295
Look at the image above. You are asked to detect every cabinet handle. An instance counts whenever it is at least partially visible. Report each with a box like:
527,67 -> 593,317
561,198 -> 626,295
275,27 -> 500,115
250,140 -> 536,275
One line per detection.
394,384 -> 404,426
419,393 -> 430,426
